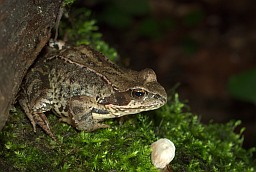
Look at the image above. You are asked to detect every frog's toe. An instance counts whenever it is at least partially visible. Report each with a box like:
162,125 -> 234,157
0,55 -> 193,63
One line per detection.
32,121 -> 37,133
33,113 -> 56,141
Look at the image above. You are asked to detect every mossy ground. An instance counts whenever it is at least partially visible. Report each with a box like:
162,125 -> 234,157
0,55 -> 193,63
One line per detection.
0,106 -> 157,171
0,94 -> 255,171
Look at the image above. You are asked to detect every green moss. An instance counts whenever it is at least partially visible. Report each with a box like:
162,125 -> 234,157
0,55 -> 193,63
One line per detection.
1,107 -> 158,171
59,8 -> 117,61
63,0 -> 76,7
154,94 -> 255,171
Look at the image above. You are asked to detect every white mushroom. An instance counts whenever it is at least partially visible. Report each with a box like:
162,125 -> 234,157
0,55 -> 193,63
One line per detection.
151,138 -> 176,169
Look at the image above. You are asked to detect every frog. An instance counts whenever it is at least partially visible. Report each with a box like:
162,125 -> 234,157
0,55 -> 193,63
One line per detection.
18,45 -> 167,140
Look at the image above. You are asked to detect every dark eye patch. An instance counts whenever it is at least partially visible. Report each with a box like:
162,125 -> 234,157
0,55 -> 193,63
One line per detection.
98,91 -> 131,106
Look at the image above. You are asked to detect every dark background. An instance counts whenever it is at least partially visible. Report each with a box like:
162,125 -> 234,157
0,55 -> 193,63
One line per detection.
76,0 -> 256,149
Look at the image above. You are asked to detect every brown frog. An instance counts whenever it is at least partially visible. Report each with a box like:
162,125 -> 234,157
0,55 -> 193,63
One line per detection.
18,45 -> 167,140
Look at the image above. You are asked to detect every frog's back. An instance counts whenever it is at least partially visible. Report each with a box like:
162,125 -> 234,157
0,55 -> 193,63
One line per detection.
46,45 -> 144,92
45,54 -> 115,100
20,45 -> 116,113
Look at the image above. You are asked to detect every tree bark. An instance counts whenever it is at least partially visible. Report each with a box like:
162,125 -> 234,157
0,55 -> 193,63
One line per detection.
0,0 -> 62,130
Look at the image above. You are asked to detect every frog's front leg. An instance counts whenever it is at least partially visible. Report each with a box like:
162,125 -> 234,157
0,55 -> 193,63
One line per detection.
62,96 -> 110,132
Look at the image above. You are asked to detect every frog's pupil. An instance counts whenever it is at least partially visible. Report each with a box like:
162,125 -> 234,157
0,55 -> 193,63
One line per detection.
132,89 -> 146,98
135,91 -> 144,97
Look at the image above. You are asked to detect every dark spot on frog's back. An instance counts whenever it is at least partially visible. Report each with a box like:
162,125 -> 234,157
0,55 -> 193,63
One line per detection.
70,76 -> 76,84
58,105 -> 64,113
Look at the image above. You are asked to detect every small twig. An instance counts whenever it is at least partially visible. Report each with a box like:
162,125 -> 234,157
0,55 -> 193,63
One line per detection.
54,5 -> 64,42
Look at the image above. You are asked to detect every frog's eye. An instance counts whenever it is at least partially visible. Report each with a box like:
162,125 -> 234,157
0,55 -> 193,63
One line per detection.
131,89 -> 147,99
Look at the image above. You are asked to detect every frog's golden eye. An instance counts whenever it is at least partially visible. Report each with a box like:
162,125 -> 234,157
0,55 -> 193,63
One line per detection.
131,89 -> 147,99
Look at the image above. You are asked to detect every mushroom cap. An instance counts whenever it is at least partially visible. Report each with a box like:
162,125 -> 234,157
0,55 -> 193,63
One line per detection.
151,138 -> 176,169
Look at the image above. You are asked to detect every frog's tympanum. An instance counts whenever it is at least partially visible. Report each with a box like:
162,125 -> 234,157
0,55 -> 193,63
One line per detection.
19,45 -> 167,140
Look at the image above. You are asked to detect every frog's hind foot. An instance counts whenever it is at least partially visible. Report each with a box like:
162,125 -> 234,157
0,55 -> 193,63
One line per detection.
34,113 -> 57,141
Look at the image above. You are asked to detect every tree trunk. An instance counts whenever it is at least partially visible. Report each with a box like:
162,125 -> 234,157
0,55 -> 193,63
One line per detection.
0,0 -> 62,130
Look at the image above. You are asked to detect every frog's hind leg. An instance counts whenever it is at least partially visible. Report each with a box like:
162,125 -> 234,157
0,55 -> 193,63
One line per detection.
18,98 -> 37,133
33,112 -> 56,141
19,99 -> 56,141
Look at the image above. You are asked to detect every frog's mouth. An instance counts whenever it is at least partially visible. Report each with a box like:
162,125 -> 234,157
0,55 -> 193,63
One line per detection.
92,99 -> 165,120
105,102 -> 163,115
92,104 -> 161,120
91,108 -> 112,120
92,103 -> 161,119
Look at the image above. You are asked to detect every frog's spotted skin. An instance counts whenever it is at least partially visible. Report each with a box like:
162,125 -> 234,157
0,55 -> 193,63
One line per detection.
19,45 -> 167,140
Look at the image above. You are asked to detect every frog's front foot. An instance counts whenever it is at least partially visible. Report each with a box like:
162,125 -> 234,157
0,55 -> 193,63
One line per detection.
67,96 -> 110,132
